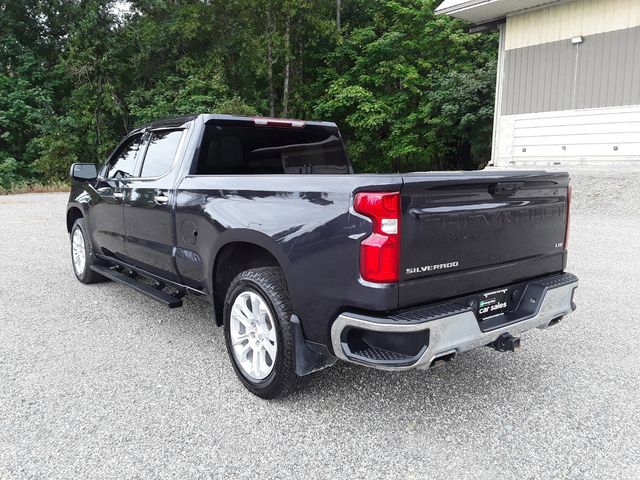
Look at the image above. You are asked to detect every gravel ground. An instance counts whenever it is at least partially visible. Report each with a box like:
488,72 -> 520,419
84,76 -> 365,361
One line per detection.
1,171 -> 639,479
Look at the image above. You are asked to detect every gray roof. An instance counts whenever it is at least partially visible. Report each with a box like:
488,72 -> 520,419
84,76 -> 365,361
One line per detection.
435,0 -> 565,24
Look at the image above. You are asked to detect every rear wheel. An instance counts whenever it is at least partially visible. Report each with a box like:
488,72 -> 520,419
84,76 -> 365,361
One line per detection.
70,218 -> 106,284
223,267 -> 306,399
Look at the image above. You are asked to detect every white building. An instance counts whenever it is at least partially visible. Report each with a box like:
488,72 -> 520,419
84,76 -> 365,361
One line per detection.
436,0 -> 640,167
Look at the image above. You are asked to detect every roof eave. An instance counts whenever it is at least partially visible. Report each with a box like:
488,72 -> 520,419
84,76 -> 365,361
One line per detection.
435,0 -> 564,24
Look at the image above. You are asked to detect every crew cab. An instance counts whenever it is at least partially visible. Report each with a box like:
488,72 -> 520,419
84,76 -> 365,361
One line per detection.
66,114 -> 578,398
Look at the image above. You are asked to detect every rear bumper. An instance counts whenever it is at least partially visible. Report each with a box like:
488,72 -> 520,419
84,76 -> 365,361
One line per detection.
330,272 -> 579,371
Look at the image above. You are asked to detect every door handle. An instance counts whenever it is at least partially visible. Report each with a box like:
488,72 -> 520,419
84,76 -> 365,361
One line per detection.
153,194 -> 169,205
113,191 -> 124,200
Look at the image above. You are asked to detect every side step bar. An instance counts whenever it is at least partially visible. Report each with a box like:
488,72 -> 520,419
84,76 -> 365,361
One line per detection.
90,265 -> 184,308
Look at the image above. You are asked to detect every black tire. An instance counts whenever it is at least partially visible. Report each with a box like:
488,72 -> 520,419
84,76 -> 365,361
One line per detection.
70,218 -> 107,284
223,267 -> 307,399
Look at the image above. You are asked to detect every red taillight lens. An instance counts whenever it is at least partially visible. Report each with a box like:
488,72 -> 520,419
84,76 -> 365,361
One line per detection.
564,185 -> 572,249
354,192 -> 400,283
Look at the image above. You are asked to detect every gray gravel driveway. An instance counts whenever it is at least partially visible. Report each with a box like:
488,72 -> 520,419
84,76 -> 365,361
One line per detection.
1,170 -> 639,479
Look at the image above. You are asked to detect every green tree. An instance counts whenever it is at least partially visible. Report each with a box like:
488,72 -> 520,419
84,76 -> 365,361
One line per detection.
315,0 -> 498,172
0,0 -> 499,188
0,0 -> 64,185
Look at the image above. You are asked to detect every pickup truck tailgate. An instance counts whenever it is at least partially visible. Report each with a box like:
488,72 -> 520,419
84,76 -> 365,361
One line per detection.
399,171 -> 570,308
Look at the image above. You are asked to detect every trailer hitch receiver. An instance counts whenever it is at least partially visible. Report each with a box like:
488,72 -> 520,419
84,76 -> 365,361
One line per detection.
490,333 -> 521,352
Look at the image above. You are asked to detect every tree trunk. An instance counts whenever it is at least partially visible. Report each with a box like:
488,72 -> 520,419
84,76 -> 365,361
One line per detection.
266,9 -> 275,117
297,16 -> 304,113
336,0 -> 341,34
95,70 -> 102,150
282,15 -> 291,117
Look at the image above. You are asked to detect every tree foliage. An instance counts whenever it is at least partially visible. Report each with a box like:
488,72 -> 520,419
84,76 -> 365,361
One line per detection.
0,0 -> 498,187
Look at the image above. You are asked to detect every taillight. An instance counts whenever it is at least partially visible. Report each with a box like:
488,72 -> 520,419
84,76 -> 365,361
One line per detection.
354,192 -> 400,283
564,185 -> 572,249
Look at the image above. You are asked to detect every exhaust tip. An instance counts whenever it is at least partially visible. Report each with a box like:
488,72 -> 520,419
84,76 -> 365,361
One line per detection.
429,351 -> 456,368
548,315 -> 564,327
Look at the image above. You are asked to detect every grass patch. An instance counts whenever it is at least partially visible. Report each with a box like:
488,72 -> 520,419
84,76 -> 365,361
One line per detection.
0,181 -> 71,195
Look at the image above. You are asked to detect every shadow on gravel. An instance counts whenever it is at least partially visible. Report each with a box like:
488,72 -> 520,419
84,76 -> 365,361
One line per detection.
142,290 -> 560,414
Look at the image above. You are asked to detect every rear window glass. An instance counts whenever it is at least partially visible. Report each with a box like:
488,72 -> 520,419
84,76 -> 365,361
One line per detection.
195,125 -> 349,175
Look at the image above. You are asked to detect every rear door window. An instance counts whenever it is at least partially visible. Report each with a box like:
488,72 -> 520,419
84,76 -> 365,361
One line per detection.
139,130 -> 183,178
195,125 -> 349,175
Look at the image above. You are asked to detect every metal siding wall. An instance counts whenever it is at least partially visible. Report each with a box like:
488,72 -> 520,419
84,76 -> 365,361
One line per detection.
502,25 -> 640,115
633,27 -> 640,104
576,27 -> 640,109
502,39 -> 574,114
495,106 -> 640,167
505,0 -> 640,50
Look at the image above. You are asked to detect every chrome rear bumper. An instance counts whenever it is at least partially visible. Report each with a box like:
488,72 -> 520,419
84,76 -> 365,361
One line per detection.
330,273 -> 579,370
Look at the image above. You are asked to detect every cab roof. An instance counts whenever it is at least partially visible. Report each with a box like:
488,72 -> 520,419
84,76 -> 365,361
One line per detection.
135,114 -> 337,132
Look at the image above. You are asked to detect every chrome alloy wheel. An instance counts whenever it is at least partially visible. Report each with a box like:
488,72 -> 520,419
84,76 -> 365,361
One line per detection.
72,228 -> 87,275
229,291 -> 278,380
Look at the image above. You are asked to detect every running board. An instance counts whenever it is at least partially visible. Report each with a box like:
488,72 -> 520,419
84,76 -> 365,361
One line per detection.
90,265 -> 184,308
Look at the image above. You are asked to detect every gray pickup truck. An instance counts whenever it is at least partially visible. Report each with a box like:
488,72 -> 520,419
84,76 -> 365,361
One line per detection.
66,114 -> 578,398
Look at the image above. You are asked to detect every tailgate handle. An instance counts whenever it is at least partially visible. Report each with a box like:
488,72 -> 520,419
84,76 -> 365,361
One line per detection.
489,182 -> 524,196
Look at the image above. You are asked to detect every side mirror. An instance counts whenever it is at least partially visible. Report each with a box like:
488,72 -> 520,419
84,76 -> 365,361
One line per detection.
70,163 -> 97,181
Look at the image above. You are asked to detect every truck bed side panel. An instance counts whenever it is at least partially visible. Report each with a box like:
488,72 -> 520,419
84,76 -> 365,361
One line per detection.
173,174 -> 402,346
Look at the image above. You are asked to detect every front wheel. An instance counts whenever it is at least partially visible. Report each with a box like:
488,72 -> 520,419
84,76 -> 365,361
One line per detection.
223,267 -> 306,399
70,218 -> 106,284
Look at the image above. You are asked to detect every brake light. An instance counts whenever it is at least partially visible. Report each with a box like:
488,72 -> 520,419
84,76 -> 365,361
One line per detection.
252,117 -> 306,128
354,192 -> 400,283
564,185 -> 572,249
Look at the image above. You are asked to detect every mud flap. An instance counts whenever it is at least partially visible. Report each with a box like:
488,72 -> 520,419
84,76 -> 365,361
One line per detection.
290,315 -> 337,376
